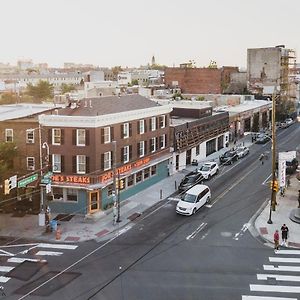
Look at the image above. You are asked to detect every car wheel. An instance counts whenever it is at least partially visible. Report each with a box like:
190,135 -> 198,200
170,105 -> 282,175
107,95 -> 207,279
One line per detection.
206,196 -> 211,204
208,174 -> 211,180
193,208 -> 196,215
216,169 -> 219,174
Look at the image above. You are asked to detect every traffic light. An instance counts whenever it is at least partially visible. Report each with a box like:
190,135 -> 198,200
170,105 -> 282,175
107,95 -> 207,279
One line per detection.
269,180 -> 279,192
119,179 -> 124,190
4,179 -> 11,195
115,178 -> 119,189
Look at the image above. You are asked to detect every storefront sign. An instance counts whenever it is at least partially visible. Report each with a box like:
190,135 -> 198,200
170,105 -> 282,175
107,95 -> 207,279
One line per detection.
52,175 -> 91,184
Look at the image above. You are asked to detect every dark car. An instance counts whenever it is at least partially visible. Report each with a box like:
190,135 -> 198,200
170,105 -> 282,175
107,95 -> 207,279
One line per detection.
219,150 -> 238,165
178,172 -> 204,192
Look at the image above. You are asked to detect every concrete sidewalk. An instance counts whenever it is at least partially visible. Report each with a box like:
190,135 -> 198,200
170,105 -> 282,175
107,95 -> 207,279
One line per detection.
1,133 -> 299,248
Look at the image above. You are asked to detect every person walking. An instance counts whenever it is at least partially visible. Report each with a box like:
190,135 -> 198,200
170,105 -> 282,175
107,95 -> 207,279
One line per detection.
274,229 -> 280,250
281,224 -> 289,246
113,202 -> 117,226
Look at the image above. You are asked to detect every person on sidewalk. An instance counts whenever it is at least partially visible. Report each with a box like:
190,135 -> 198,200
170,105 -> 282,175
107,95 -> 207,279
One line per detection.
281,224 -> 289,246
298,190 -> 300,208
113,202 -> 117,226
274,229 -> 280,250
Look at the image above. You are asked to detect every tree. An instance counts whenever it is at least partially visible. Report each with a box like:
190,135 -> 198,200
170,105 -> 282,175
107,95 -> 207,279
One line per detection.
0,93 -> 18,104
196,96 -> 205,101
26,80 -> 54,102
0,142 -> 18,181
172,92 -> 183,100
131,79 -> 139,86
61,83 -> 76,94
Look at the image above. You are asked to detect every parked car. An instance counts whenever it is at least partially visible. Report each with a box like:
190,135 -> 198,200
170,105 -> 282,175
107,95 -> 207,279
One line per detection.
279,121 -> 288,129
178,172 -> 204,192
285,118 -> 294,127
255,134 -> 270,144
197,162 -> 219,180
176,184 -> 211,216
236,146 -> 249,158
219,150 -> 238,165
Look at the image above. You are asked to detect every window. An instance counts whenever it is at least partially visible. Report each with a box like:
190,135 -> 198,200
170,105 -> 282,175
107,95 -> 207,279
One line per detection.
160,134 -> 166,149
151,165 -> 157,176
52,128 -> 61,145
5,129 -> 13,142
27,157 -> 35,170
123,123 -> 129,138
160,115 -> 166,128
123,146 -> 129,163
139,141 -> 145,157
127,175 -> 134,187
144,167 -> 150,179
139,120 -> 145,134
151,117 -> 156,131
104,151 -> 112,170
66,189 -> 78,202
150,138 -> 156,153
107,184 -> 113,197
77,129 -> 86,146
104,127 -> 111,143
196,144 -> 200,156
136,171 -> 142,183
26,129 -> 35,143
52,154 -> 61,173
52,187 -> 63,201
77,155 -> 86,174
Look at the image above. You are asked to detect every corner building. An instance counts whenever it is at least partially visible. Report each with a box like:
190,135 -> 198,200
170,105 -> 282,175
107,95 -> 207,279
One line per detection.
39,95 -> 172,215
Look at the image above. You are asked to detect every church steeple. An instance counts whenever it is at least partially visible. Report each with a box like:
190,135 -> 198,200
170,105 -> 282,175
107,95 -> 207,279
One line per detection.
151,55 -> 156,66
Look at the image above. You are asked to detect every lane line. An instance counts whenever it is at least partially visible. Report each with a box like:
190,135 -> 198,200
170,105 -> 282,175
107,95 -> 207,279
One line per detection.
8,257 -> 47,264
0,249 -> 14,256
0,266 -> 14,272
257,273 -> 300,282
250,284 -> 300,293
262,173 -> 272,185
242,296 -> 297,300
269,257 -> 300,263
186,223 -> 207,240
0,276 -> 10,283
264,265 -> 300,272
35,251 -> 63,256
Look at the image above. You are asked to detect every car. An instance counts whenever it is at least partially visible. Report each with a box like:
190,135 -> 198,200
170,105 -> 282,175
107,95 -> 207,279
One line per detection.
176,184 -> 211,216
285,118 -> 294,127
236,146 -> 249,158
219,150 -> 238,165
197,162 -> 219,180
178,172 -> 204,192
279,121 -> 288,129
255,134 -> 270,144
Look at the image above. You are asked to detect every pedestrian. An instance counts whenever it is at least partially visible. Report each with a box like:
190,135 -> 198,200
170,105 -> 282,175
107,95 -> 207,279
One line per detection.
298,190 -> 300,208
281,224 -> 289,246
286,176 -> 291,188
0,285 -> 6,296
280,186 -> 285,197
274,229 -> 280,250
45,206 -> 51,226
113,202 -> 117,225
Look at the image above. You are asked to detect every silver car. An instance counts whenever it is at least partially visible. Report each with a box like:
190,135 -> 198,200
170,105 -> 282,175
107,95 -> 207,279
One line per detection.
236,146 -> 249,158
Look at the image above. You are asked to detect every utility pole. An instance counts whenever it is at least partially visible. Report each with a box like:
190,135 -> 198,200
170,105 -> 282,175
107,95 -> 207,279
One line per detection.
112,141 -> 121,222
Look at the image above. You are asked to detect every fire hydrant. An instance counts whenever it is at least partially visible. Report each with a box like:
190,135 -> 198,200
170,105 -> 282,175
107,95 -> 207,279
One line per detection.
56,228 -> 61,240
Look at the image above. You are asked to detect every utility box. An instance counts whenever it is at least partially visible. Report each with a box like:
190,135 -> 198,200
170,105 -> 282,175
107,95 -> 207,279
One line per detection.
38,212 -> 45,226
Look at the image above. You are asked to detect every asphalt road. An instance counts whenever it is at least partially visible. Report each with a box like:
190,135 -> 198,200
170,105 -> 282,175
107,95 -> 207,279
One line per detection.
3,123 -> 300,300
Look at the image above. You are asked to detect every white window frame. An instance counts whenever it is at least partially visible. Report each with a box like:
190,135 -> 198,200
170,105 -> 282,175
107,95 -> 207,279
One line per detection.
123,123 -> 129,138
52,154 -> 61,173
160,115 -> 166,128
151,137 -> 156,153
104,127 -> 111,143
5,129 -> 13,142
77,129 -> 86,146
139,141 -> 145,157
52,128 -> 61,145
151,117 -> 156,131
139,120 -> 145,134
26,129 -> 35,144
26,157 -> 35,170
76,155 -> 86,174
104,151 -> 112,171
123,145 -> 129,163
160,134 -> 166,149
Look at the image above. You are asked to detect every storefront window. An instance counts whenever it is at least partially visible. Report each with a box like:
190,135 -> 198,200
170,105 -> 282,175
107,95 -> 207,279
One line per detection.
107,184 -> 113,196
136,171 -> 142,183
67,189 -> 78,202
52,187 -> 63,201
127,175 -> 134,187
151,165 -> 157,176
144,167 -> 150,179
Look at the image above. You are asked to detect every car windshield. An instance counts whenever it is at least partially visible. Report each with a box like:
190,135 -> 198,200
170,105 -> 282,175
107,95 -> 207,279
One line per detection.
182,175 -> 196,184
200,165 -> 210,171
182,193 -> 197,203
223,152 -> 233,158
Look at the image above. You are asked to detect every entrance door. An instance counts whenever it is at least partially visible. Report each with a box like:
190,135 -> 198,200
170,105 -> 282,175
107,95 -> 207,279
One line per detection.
186,149 -> 191,165
89,191 -> 100,213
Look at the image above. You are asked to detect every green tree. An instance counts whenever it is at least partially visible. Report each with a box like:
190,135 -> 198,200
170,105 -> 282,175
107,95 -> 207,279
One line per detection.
0,142 -> 18,181
196,96 -> 205,101
26,80 -> 54,102
0,93 -> 18,104
131,79 -> 139,86
172,92 -> 183,100
61,83 -> 76,94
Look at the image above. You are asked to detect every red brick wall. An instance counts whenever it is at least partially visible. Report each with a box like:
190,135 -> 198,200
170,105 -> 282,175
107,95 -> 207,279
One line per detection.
165,67 -> 222,94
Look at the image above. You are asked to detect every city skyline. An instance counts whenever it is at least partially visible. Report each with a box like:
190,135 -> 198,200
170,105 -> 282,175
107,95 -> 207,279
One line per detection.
1,0 -> 299,68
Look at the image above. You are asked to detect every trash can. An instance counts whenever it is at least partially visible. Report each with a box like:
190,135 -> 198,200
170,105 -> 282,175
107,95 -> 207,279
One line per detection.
50,220 -> 57,232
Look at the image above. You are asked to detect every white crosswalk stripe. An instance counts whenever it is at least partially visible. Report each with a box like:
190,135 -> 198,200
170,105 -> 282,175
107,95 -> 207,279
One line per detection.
257,273 -> 300,282
263,265 -> 300,272
0,276 -> 10,283
242,296 -> 297,300
0,266 -> 14,272
269,257 -> 300,263
35,251 -> 63,256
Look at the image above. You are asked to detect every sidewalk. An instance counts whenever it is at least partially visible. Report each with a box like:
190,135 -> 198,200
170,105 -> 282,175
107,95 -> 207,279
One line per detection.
1,134 -> 299,248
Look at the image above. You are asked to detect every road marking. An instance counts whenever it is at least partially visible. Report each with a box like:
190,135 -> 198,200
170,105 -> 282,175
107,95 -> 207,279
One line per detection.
263,265 -> 300,272
0,266 -> 14,272
8,257 -> 47,264
0,243 -> 38,249
141,199 -> 172,221
0,276 -> 10,283
262,173 -> 272,185
269,257 -> 300,263
0,249 -> 14,256
275,250 -> 300,255
186,222 -> 207,240
35,251 -> 63,256
37,243 -> 78,250
234,223 -> 250,240
250,284 -> 300,293
243,296 -> 297,300
257,273 -> 300,282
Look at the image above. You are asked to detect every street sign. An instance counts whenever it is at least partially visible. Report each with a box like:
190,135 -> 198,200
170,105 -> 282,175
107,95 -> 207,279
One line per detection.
41,177 -> 51,184
43,171 -> 53,179
10,175 -> 17,189
18,174 -> 38,188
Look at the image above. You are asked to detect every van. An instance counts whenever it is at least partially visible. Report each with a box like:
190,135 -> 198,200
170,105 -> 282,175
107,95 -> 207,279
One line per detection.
176,184 -> 211,216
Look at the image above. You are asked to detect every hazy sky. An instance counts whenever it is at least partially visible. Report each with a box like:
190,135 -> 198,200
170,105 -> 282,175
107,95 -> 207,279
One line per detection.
1,0 -> 299,68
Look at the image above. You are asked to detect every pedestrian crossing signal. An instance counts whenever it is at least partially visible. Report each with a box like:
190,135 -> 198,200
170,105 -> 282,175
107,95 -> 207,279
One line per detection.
4,179 -> 11,195
269,180 -> 279,192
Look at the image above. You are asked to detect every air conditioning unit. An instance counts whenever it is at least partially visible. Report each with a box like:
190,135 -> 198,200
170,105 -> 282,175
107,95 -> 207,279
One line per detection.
27,139 -> 34,144
28,166 -> 35,171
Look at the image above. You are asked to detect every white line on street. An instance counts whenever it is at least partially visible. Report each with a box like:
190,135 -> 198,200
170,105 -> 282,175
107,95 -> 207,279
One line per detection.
0,266 -> 14,272
234,223 -> 251,240
262,173 -> 272,185
141,199 -> 172,221
35,251 -> 63,256
186,222 -> 207,240
264,265 -> 300,272
269,257 -> 300,263
257,273 -> 300,282
37,243 -> 78,250
0,276 -> 10,283
0,249 -> 14,256
8,257 -> 47,264
242,296 -> 297,300
275,249 -> 300,255
250,284 -> 300,293
0,243 -> 38,249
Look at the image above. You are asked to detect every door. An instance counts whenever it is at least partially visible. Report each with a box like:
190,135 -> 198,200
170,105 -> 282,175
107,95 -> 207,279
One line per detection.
186,149 -> 191,165
89,190 -> 100,213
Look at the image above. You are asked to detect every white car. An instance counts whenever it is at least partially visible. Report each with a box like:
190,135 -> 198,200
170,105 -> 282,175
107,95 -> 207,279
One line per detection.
285,118 -> 294,126
236,146 -> 249,158
197,162 -> 219,180
176,184 -> 211,216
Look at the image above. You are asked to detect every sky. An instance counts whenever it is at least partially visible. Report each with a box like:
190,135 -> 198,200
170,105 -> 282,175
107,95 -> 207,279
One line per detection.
1,0 -> 299,69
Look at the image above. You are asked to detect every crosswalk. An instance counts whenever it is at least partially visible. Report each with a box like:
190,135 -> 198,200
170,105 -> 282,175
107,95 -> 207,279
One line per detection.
242,249 -> 300,300
0,242 -> 78,287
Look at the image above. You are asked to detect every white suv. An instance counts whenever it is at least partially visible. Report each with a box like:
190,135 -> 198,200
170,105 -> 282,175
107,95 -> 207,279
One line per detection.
197,162 -> 219,180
